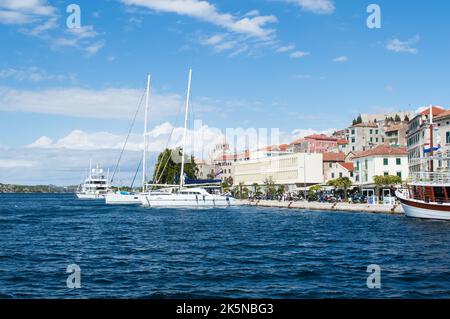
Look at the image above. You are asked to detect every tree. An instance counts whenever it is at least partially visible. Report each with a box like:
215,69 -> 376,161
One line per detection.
252,182 -> 262,197
276,184 -> 286,197
356,114 -> 363,124
221,177 -> 233,193
404,115 -> 410,122
327,177 -> 353,200
394,114 -> 401,122
373,175 -> 402,197
263,177 -> 276,197
152,148 -> 198,185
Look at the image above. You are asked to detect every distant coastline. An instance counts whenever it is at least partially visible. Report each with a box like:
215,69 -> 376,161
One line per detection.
0,183 -> 76,194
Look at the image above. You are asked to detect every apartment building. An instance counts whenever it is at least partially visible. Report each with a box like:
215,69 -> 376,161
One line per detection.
346,122 -> 386,152
407,105 -> 446,173
352,145 -> 409,188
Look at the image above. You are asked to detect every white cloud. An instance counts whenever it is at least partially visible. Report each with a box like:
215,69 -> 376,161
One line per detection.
51,25 -> 105,55
0,0 -> 55,24
281,0 -> 335,14
386,35 -> 420,54
0,67 -> 71,82
290,51 -> 310,58
333,55 -> 348,63
291,127 -> 336,139
0,86 -> 193,120
121,0 -> 278,39
0,159 -> 35,168
276,44 -> 295,53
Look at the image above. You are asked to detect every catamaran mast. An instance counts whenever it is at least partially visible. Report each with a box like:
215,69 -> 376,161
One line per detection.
180,68 -> 192,188
142,74 -> 151,192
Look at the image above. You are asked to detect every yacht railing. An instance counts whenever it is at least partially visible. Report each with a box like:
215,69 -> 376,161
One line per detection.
409,171 -> 450,184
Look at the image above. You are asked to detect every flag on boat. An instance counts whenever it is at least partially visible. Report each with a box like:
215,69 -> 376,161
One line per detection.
214,168 -> 223,177
424,143 -> 441,153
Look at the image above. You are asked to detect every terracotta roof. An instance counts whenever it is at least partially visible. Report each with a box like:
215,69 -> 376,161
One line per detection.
337,139 -> 348,145
323,152 -> 345,162
304,134 -> 338,141
352,145 -> 407,159
351,122 -> 378,128
434,109 -> 450,120
419,105 -> 445,116
385,123 -> 405,133
339,162 -> 354,172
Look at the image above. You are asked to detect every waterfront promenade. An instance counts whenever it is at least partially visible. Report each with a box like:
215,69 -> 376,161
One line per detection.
237,199 -> 404,214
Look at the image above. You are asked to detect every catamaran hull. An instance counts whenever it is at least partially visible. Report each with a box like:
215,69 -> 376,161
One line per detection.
75,193 -> 105,200
105,193 -> 142,205
141,196 -> 235,208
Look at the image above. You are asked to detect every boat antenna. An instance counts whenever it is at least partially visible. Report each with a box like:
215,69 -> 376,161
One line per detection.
180,68 -> 192,189
143,74 -> 151,192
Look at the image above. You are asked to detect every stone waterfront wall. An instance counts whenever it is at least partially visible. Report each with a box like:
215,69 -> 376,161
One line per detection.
236,199 -> 404,214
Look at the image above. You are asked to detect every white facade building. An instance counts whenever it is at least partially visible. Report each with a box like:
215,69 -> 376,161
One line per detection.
352,145 -> 409,187
233,153 -> 323,190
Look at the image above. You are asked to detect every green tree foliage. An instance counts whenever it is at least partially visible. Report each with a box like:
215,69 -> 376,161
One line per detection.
221,177 -> 233,193
263,177 -> 276,197
404,115 -> 410,122
252,182 -> 262,196
152,148 -> 198,185
356,114 -> 363,124
327,177 -> 353,199
373,175 -> 402,187
394,114 -> 401,122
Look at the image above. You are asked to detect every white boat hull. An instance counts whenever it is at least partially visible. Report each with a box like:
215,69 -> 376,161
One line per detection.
75,193 -> 105,200
401,202 -> 450,220
105,193 -> 142,205
141,194 -> 235,208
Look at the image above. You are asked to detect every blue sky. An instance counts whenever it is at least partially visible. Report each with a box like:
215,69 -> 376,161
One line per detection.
1,0 -> 450,185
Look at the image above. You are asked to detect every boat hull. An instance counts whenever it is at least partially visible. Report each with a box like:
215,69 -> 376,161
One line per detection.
396,193 -> 450,220
105,193 -> 142,205
141,195 -> 235,208
75,193 -> 105,200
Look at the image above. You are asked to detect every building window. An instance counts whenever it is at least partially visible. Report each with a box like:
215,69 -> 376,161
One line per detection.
383,158 -> 388,165
329,163 -> 332,168
370,137 -> 373,142
446,132 -> 450,144
397,172 -> 402,178
382,138 -> 385,142
384,172 -> 389,176
370,129 -> 373,134
351,129 -> 355,135
356,161 -> 360,170
396,158 -> 401,165
376,138 -> 379,143
331,173 -> 335,179
365,160 -> 368,169
339,172 -> 343,178
351,138 -> 355,143
376,130 -> 379,134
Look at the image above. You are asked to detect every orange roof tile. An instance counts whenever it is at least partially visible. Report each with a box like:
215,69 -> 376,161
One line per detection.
323,152 -> 345,162
420,105 -> 445,116
352,145 -> 407,159
339,162 -> 354,172
351,122 -> 378,128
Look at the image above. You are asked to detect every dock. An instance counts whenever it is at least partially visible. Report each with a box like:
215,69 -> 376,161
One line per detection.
236,199 -> 404,214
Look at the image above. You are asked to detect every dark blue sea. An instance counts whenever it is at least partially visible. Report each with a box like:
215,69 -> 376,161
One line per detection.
0,193 -> 449,299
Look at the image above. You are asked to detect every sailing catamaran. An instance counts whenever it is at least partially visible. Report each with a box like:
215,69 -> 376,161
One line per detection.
105,74 -> 152,205
141,69 -> 235,208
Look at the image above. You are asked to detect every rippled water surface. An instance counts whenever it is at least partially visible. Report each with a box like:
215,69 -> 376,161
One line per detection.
0,193 -> 449,298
